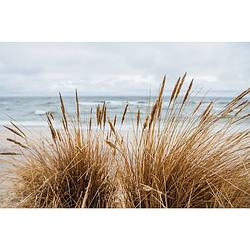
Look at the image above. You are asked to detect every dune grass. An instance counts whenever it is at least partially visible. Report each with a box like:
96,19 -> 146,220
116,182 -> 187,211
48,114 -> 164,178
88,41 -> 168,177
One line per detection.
1,74 -> 250,208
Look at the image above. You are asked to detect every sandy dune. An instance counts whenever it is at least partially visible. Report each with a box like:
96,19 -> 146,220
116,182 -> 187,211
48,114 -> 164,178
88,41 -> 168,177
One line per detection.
0,127 -> 47,207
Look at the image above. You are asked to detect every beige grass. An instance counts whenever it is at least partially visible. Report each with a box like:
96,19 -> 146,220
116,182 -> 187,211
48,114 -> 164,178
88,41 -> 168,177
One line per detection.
1,74 -> 250,208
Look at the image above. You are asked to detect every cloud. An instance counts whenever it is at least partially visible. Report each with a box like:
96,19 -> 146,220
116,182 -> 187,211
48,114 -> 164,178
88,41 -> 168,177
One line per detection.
188,75 -> 218,83
0,43 -> 249,96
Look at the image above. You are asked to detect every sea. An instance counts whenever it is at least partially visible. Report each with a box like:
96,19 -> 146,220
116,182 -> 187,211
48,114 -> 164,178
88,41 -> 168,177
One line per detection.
0,95 -> 249,129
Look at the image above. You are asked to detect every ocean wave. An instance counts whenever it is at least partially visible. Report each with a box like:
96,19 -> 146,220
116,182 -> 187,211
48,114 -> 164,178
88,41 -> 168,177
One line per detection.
0,101 -> 9,105
78,100 -> 158,107
79,101 -> 104,106
0,120 -> 48,127
34,110 -> 55,115
35,110 -> 47,115
106,100 -> 156,106
105,100 -> 124,106
127,101 -> 142,106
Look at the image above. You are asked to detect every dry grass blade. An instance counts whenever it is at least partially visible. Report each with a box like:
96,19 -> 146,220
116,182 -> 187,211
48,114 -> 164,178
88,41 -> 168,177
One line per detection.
6,138 -> 28,149
75,89 -> 80,125
113,115 -> 117,127
175,72 -> 187,100
121,104 -> 129,125
96,105 -> 100,125
159,75 -> 166,98
136,110 -> 141,128
169,77 -> 181,105
3,125 -> 25,138
148,75 -> 166,128
2,74 -> 250,208
105,140 -> 117,150
59,92 -> 69,132
75,89 -> 82,147
103,103 -> 107,129
10,122 -> 26,138
0,152 -> 22,156
47,113 -> 57,142
181,79 -> 193,109
108,118 -> 116,135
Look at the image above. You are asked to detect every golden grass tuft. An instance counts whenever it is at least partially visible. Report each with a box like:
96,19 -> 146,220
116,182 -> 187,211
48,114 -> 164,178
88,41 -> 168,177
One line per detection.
2,74 -> 250,208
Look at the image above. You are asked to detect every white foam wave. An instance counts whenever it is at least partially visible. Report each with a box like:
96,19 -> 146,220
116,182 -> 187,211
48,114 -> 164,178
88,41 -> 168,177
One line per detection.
0,120 -> 48,127
0,101 -> 9,105
35,110 -> 48,115
79,102 -> 103,106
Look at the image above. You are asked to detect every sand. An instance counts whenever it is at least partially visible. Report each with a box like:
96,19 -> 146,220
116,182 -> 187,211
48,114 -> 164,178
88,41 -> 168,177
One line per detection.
0,128 -> 17,207
0,126 -> 48,207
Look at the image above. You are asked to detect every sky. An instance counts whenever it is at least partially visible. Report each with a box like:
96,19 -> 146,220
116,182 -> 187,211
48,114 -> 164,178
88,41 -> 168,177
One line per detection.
0,42 -> 249,96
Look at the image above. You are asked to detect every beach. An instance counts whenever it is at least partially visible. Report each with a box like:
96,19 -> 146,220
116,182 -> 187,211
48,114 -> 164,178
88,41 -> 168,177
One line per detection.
0,87 -> 250,208
0,128 -> 14,207
0,127 -> 47,207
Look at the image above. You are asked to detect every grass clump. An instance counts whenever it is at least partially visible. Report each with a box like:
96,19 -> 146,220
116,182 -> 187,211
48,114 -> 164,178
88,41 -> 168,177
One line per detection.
3,92 -> 115,208
2,74 -> 250,208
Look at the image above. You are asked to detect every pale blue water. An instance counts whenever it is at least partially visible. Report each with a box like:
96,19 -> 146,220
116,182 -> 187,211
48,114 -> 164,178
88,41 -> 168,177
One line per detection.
0,95 -> 249,128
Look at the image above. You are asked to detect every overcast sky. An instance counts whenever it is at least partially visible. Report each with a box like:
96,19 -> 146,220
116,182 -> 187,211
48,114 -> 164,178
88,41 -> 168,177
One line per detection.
0,43 -> 249,96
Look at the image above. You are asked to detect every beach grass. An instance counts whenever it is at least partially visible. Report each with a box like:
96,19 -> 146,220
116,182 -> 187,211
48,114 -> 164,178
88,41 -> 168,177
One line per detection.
1,74 -> 250,208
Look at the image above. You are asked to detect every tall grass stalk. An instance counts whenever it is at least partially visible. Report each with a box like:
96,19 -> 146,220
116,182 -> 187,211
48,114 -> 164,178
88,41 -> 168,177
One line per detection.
2,74 -> 250,208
